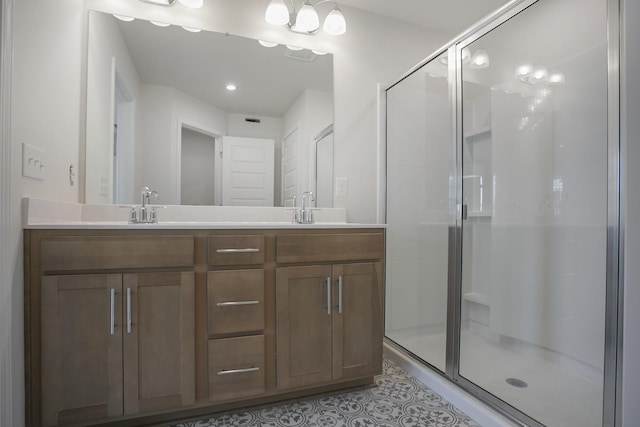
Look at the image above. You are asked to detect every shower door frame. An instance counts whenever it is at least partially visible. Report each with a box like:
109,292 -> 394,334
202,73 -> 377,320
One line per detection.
384,0 -> 623,425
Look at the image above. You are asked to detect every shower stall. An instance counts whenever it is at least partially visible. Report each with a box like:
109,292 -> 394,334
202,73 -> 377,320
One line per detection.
384,0 -> 620,425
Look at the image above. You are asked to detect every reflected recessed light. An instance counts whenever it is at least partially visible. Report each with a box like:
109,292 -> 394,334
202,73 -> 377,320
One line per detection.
150,20 -> 170,27
226,84 -> 237,91
312,49 -> 328,55
515,61 -> 534,78
113,14 -> 135,22
182,26 -> 201,32
286,45 -> 303,51
258,40 -> 279,48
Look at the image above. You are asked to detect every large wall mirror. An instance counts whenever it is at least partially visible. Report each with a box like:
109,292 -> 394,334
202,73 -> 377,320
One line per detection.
85,11 -> 334,207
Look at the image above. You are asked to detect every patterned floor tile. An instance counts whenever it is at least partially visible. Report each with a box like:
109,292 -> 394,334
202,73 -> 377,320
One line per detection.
173,358 -> 480,427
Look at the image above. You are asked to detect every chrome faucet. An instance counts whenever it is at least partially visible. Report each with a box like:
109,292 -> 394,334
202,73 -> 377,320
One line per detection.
300,191 -> 315,224
125,187 -> 160,224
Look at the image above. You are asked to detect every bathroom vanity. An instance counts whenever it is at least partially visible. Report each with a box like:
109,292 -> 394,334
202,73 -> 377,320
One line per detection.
23,201 -> 385,427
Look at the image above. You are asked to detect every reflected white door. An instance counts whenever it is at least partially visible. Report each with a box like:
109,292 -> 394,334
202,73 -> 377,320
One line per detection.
315,133 -> 333,208
222,136 -> 275,206
282,128 -> 300,207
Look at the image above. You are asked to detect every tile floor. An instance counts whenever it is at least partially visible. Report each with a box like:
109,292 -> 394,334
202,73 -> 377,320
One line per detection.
173,357 -> 481,427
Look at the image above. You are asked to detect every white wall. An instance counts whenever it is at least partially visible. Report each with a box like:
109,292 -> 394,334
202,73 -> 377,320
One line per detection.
139,84 -> 227,205
283,89 -> 333,204
180,127 -> 216,205
85,11 -> 141,204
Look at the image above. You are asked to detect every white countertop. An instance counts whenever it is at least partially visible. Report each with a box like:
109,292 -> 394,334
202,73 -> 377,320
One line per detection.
22,198 -> 386,230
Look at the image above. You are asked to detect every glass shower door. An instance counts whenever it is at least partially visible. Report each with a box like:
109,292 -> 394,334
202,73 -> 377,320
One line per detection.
385,51 -> 452,372
457,0 -> 609,425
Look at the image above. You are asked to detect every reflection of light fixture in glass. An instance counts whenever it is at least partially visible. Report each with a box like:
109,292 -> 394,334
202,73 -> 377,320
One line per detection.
113,14 -> 135,22
548,72 -> 565,85
530,67 -> 548,83
150,21 -> 170,27
226,84 -> 237,91
462,47 -> 472,64
469,49 -> 490,69
515,61 -> 534,78
265,0 -> 347,36
139,0 -> 203,7
182,26 -> 201,32
258,40 -> 279,47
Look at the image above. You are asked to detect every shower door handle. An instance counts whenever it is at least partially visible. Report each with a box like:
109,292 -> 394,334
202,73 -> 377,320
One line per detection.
461,204 -> 468,221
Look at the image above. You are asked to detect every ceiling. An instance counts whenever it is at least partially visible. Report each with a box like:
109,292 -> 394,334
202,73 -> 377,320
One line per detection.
338,0 -> 511,35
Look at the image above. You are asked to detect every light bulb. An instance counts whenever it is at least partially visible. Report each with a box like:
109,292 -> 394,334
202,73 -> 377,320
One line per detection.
265,0 -> 290,26
113,14 -> 135,22
323,8 -> 346,35
177,0 -> 203,8
258,40 -> 279,48
295,2 -> 319,32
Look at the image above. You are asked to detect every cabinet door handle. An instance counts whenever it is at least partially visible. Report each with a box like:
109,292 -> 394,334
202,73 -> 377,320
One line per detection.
110,288 -> 115,335
338,275 -> 343,314
126,287 -> 132,334
216,300 -> 259,307
326,277 -> 332,315
216,248 -> 260,254
217,367 -> 260,375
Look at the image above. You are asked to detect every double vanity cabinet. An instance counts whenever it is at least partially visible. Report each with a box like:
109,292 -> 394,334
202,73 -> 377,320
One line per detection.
24,226 -> 385,427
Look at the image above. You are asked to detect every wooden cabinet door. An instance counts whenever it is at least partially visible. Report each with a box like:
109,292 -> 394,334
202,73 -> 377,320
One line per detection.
41,274 -> 123,427
276,265 -> 333,390
123,272 -> 195,414
331,263 -> 384,381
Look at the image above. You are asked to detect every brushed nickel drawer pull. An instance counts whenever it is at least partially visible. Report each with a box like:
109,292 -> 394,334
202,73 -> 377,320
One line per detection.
326,277 -> 331,315
110,288 -> 116,335
216,300 -> 260,307
217,367 -> 260,375
338,275 -> 343,314
126,287 -> 132,334
216,248 -> 260,254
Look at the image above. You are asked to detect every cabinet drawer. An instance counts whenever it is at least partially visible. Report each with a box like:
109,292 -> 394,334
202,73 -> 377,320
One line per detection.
40,236 -> 195,271
208,335 -> 265,402
208,270 -> 265,335
276,233 -> 384,264
208,235 -> 265,266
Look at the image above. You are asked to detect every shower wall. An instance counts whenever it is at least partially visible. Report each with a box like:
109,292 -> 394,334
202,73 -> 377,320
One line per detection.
465,45 -> 608,369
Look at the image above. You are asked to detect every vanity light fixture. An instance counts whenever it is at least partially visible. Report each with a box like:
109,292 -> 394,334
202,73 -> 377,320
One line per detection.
140,0 -> 203,8
150,20 -> 171,27
265,0 -> 347,36
312,49 -> 328,55
286,45 -> 304,51
182,26 -> 202,32
515,61 -> 565,86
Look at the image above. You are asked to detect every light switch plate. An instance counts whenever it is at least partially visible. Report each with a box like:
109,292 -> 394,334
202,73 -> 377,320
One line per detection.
336,177 -> 348,197
22,142 -> 46,181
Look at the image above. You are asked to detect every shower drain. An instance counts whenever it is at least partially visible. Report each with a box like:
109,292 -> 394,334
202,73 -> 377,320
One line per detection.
505,378 -> 528,388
